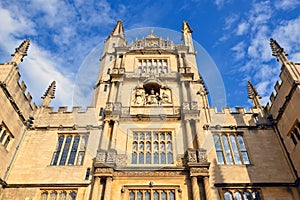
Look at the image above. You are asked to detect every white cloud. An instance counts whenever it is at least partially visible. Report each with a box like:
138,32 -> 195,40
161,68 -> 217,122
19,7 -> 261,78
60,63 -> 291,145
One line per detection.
236,22 -> 249,35
231,41 -> 246,60
214,0 -> 231,8
274,0 -> 300,10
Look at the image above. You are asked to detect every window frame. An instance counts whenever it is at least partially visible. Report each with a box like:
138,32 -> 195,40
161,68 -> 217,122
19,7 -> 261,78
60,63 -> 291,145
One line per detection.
129,130 -> 175,166
213,132 -> 250,165
50,133 -> 89,166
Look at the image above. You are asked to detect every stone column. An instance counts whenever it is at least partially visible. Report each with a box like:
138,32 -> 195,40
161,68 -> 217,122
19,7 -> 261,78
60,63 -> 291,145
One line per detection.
91,177 -> 101,200
203,176 -> 212,200
103,177 -> 113,200
191,176 -> 200,200
110,121 -> 118,149
100,120 -> 109,150
181,81 -> 187,102
185,119 -> 193,149
108,82 -> 115,102
116,82 -> 123,102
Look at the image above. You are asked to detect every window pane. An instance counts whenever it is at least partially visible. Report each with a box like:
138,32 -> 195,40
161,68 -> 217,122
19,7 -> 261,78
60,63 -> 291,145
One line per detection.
222,135 -> 233,164
133,142 -> 138,151
237,135 -> 246,151
229,135 -> 242,164
214,135 -> 222,150
154,192 -> 159,200
154,142 -> 159,151
160,142 -> 165,151
160,133 -> 165,140
59,192 -> 66,200
161,192 -> 166,200
234,192 -> 242,200
241,151 -> 250,164
145,192 -> 150,200
243,192 -> 252,200
252,191 -> 261,200
146,152 -> 151,164
224,192 -> 233,200
50,192 -> 57,200
68,136 -> 80,165
140,133 -> 145,140
216,151 -> 225,164
52,136 -> 64,165
139,152 -> 144,164
40,192 -> 48,200
129,192 -> 135,200
133,133 -> 138,140
68,192 -> 76,200
167,142 -> 172,151
161,152 -> 166,164
169,192 -> 175,200
154,152 -> 159,164
132,153 -> 137,164
146,142 -> 151,151
59,136 -> 72,165
137,192 -> 142,200
167,152 -> 173,164
139,142 -> 144,150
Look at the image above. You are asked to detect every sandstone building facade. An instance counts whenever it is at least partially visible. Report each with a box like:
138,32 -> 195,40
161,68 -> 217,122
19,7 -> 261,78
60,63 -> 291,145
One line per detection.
0,21 -> 300,200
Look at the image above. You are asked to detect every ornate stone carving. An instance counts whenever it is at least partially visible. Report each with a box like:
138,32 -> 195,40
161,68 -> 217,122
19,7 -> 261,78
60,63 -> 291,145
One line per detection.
116,154 -> 127,166
197,148 -> 208,163
191,101 -> 198,110
105,102 -> 113,112
131,83 -> 172,106
115,171 -> 185,177
96,150 -> 106,163
121,107 -> 130,116
186,149 -> 197,163
182,102 -> 190,110
106,149 -> 117,163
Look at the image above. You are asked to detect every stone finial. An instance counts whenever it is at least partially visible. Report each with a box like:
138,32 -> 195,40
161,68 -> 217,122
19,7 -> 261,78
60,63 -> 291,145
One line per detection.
41,81 -> 56,107
247,81 -> 262,108
182,21 -> 193,33
11,39 -> 30,64
270,38 -> 288,64
110,20 -> 125,38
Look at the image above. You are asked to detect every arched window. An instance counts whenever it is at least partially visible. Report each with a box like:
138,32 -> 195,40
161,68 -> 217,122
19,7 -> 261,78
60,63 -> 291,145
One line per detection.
169,191 -> 175,200
145,192 -> 150,200
137,191 -> 143,200
50,191 -> 57,200
154,192 -> 159,200
234,191 -> 242,200
161,152 -> 166,164
243,191 -> 252,200
224,192 -> 233,200
161,191 -> 167,200
129,192 -> 135,200
59,191 -> 66,200
68,192 -> 76,200
146,152 -> 151,164
40,192 -> 48,200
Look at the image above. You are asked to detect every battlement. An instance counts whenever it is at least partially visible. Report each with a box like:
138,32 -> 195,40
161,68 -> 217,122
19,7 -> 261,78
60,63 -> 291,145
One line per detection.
209,107 -> 260,115
42,106 -> 96,114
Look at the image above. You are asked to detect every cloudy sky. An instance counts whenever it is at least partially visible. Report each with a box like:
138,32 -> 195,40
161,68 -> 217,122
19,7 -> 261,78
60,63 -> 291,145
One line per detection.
0,0 -> 299,109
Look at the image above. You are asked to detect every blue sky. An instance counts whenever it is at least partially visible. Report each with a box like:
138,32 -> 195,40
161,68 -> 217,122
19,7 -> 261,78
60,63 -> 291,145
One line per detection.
0,0 -> 300,109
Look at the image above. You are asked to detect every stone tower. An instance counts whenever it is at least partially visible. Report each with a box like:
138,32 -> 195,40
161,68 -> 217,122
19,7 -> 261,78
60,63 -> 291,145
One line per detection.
0,21 -> 300,200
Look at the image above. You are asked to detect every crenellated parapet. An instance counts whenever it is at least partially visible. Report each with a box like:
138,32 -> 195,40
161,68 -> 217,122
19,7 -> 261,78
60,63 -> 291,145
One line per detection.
208,107 -> 271,128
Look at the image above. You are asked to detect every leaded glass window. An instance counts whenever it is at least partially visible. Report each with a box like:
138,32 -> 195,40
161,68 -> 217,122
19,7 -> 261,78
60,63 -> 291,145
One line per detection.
128,189 -> 176,200
223,189 -> 261,200
214,134 -> 250,165
51,134 -> 89,166
131,131 -> 173,165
